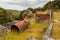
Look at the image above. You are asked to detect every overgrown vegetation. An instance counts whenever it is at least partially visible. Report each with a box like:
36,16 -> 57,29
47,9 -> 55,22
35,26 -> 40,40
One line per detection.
51,11 -> 60,40
5,21 -> 49,40
0,0 -> 60,24
0,0 -> 60,40
0,8 -> 13,24
43,0 -> 60,10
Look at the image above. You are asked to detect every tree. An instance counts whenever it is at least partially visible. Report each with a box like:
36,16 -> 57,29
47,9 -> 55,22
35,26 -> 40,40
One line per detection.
19,10 -> 25,20
0,8 -> 13,24
43,0 -> 60,10
27,7 -> 33,11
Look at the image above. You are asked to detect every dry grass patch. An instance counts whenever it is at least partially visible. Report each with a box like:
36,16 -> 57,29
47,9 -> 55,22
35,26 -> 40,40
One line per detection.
51,11 -> 60,40
5,22 -> 49,40
51,23 -> 60,40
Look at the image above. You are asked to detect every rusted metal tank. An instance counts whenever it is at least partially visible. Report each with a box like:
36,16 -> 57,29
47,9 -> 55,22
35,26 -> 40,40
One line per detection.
35,14 -> 50,22
11,19 -> 30,32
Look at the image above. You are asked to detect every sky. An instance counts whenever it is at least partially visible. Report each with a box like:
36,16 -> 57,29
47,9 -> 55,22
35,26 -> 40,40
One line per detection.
0,0 -> 54,11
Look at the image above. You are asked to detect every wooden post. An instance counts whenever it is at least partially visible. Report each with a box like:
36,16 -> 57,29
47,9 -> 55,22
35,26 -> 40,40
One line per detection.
49,10 -> 53,23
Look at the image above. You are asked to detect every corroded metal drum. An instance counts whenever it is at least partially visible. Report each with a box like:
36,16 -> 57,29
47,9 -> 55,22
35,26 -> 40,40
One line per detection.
11,19 -> 30,32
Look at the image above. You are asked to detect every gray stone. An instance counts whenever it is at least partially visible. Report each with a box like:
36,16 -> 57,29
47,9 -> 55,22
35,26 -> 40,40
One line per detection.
27,36 -> 37,40
43,23 -> 55,40
43,36 -> 55,40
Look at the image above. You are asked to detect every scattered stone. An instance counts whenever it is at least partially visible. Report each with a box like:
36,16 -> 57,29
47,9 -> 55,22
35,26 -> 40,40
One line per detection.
0,25 -> 7,33
27,36 -> 37,40
43,23 -> 55,40
43,36 -> 55,40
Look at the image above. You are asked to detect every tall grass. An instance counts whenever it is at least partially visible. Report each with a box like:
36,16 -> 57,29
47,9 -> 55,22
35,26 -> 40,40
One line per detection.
51,11 -> 60,40
5,22 -> 49,40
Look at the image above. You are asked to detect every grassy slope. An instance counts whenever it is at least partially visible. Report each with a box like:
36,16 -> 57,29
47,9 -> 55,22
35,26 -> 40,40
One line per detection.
51,11 -> 60,40
6,10 -> 20,20
52,12 -> 60,20
5,17 -> 49,40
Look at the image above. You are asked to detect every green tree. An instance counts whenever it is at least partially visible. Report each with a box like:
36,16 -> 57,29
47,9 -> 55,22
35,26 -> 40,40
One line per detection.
0,8 -> 13,24
43,0 -> 60,10
19,10 -> 25,20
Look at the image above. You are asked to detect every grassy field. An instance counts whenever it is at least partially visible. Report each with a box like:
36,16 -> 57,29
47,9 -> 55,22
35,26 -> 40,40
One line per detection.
0,10 -> 50,40
4,19 -> 49,40
51,11 -> 60,40
52,11 -> 60,20
51,23 -> 60,40
3,10 -> 60,40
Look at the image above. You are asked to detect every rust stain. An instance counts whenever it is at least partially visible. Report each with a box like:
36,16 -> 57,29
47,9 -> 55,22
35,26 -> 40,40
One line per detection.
11,19 -> 30,32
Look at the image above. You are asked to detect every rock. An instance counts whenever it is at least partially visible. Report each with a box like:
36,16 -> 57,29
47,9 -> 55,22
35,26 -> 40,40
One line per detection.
48,37 -> 55,40
43,36 -> 55,40
27,36 -> 37,40
0,25 -> 7,36
43,23 -> 55,40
